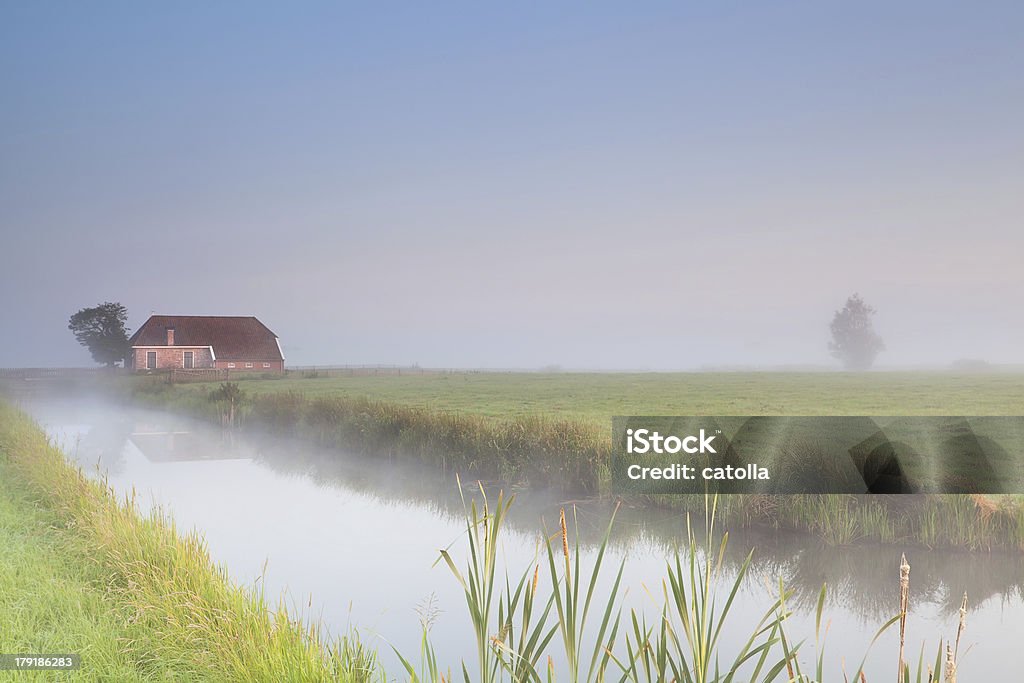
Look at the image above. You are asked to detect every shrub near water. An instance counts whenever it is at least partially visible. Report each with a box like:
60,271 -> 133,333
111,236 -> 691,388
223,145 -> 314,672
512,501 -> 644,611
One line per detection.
0,402 -> 379,682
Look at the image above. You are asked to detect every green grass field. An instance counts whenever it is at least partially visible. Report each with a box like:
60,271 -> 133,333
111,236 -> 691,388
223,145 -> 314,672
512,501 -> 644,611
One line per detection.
199,371 -> 1024,425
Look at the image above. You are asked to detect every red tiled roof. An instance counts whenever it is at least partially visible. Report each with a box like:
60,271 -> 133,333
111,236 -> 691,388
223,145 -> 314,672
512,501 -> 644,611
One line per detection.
128,315 -> 283,361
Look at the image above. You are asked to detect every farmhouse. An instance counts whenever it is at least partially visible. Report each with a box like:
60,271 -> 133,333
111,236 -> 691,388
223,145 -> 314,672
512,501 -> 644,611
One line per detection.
128,315 -> 284,372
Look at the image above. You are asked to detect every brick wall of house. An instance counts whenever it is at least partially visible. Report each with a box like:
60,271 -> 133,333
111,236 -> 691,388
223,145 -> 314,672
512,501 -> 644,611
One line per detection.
214,359 -> 284,372
132,347 -> 215,371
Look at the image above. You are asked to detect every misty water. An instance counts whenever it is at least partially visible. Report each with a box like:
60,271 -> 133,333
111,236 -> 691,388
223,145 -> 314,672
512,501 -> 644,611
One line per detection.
20,398 -> 1024,677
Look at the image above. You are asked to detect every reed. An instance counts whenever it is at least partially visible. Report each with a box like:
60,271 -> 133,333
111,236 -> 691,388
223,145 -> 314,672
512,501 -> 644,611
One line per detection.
394,623 -> 449,683
422,488 -> 984,682
953,593 -> 967,661
898,554 -> 910,678
626,496 -> 796,683
425,488 -> 797,682
772,554 -> 973,683
543,503 -> 625,683
436,477 -> 509,683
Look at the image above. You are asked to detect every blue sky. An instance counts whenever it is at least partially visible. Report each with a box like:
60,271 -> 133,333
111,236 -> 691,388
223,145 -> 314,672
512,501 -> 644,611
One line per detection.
2,2 -> 1022,367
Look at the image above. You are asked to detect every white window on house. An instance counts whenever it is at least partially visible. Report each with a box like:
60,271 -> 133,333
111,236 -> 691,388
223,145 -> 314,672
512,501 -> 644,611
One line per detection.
227,362 -> 236,368
245,362 -> 254,368
263,363 -> 271,368
183,351 -> 194,369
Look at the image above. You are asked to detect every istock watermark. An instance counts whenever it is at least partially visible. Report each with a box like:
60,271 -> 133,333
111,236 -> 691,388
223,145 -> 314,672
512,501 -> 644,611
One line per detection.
625,427 -> 718,454
611,416 -> 1024,495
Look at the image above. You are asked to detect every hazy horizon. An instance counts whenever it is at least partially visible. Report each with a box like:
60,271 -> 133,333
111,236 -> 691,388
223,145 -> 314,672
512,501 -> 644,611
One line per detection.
3,3 -> 1022,369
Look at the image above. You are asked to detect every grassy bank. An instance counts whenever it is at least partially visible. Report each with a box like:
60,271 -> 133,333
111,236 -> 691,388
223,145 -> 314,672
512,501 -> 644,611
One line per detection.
688,493 -> 1024,551
0,459 -> 154,680
0,402 -> 380,682
130,378 -> 612,492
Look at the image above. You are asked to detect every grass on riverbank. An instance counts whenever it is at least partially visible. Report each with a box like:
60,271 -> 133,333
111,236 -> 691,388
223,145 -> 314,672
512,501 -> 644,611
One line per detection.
130,380 -> 613,492
0,459 -> 156,681
0,402 -> 380,682
711,493 -> 1024,551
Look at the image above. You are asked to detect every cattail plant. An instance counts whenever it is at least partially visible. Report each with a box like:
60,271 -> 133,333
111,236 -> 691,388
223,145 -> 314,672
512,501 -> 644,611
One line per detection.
943,643 -> 956,683
545,503 -> 625,683
898,553 -> 911,679
953,592 -> 967,661
623,495 -> 798,683
435,475 -> 510,683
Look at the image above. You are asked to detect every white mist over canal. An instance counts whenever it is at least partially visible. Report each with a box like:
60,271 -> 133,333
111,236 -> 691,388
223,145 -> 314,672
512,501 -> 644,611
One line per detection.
21,398 -> 1024,677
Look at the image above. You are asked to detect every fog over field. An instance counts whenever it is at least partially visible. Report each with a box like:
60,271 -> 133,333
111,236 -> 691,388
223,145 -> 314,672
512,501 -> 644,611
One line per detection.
2,3 -> 1022,369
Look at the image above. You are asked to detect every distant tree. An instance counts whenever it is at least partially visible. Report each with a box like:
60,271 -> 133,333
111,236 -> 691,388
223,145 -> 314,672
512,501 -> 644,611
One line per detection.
68,302 -> 130,367
828,294 -> 884,370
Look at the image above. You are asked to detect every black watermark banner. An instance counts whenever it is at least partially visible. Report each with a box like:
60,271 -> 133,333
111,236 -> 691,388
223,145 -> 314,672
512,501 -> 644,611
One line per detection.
612,417 -> 1024,494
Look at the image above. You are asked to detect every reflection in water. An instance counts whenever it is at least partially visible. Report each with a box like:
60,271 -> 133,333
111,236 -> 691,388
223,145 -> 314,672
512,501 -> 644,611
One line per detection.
24,398 -> 1024,676
74,415 -> 132,475
130,429 -> 246,463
